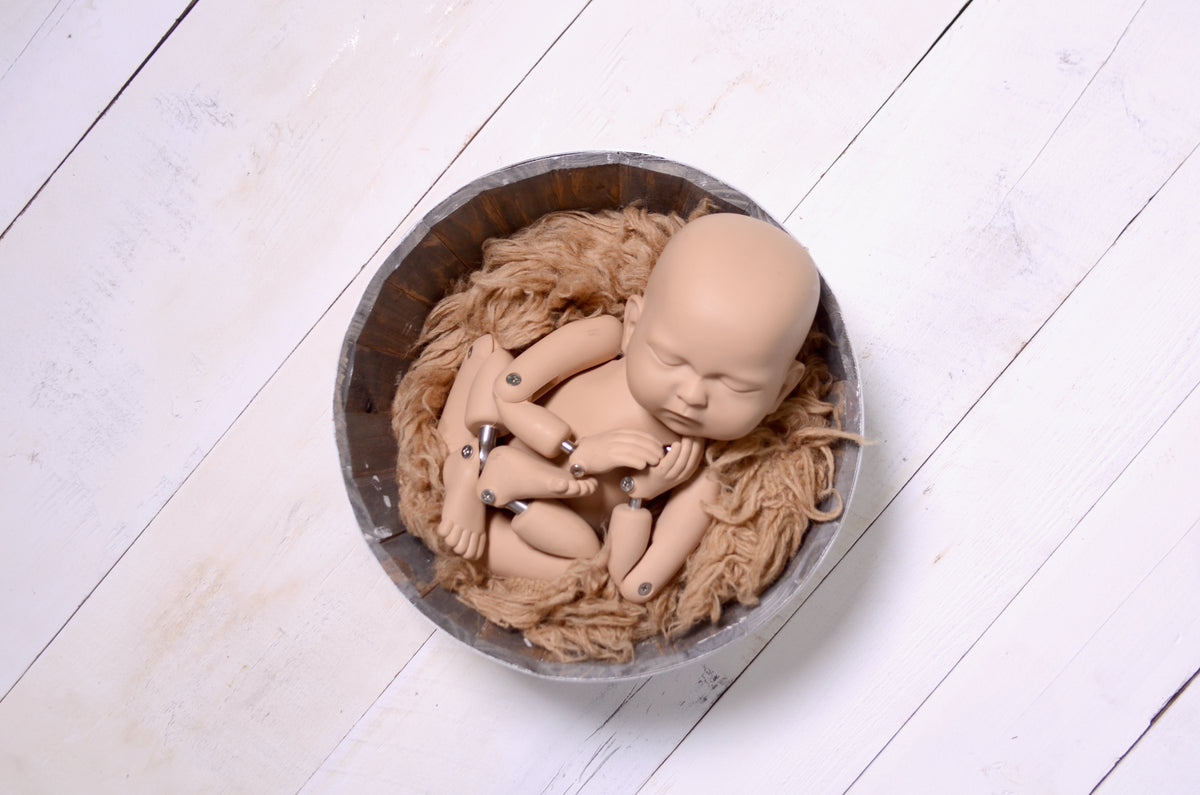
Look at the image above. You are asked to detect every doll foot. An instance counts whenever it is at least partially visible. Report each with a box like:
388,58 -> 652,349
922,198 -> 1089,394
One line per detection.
436,517 -> 486,560
477,446 -> 597,506
438,442 -> 487,558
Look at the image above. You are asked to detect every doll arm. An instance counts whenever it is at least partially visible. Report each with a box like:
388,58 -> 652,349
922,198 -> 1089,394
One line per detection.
566,429 -> 666,476
492,315 -> 623,458
608,469 -> 719,604
621,436 -> 704,500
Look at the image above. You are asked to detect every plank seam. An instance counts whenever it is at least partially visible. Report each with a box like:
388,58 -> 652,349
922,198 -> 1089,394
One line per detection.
848,381 -> 1200,792
781,0 -> 975,226
982,0 -> 1148,235
1017,516 -> 1200,727
1090,664 -> 1200,793
293,629 -> 438,794
0,0 -> 200,243
358,0 -> 598,279
0,0 -> 67,80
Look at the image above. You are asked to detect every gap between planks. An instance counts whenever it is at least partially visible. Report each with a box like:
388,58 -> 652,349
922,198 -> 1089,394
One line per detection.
1,0 -> 590,706
0,0 -> 199,242
1092,661 -> 1200,791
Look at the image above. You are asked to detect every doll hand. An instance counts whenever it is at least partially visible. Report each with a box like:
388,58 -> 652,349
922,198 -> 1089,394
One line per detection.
568,430 -> 665,476
625,436 -> 705,500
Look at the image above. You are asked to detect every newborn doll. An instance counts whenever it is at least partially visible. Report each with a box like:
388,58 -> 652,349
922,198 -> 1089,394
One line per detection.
393,207 -> 850,661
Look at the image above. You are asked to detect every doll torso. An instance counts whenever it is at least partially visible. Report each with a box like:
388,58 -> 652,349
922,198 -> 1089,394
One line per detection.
528,357 -> 681,529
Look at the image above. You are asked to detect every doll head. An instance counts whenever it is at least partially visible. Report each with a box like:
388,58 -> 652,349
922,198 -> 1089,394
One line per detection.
621,213 -> 821,440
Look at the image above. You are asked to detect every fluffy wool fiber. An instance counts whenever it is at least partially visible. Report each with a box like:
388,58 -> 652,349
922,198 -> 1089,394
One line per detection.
391,204 -> 857,662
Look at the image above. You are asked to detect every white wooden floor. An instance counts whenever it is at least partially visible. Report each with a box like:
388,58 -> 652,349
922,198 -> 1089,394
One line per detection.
3,0 -> 1198,791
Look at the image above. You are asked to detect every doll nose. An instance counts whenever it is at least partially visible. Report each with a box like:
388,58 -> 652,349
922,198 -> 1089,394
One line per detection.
677,376 -> 708,408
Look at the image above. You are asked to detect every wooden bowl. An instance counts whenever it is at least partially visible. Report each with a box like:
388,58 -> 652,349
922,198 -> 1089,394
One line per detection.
333,152 -> 863,680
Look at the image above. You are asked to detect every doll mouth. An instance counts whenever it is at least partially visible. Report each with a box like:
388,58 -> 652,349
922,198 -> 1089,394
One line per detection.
661,408 -> 701,429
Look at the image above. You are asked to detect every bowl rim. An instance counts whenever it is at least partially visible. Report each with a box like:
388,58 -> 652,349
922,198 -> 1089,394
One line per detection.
333,151 -> 864,681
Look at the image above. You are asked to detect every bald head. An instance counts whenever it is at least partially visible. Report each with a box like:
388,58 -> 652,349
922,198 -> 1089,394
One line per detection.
645,213 -> 820,359
621,213 -> 823,440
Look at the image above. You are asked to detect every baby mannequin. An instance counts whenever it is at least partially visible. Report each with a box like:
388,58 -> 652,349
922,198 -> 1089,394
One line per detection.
434,213 -> 821,603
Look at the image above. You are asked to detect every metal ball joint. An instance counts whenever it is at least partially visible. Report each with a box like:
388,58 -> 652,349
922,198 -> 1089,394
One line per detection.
620,476 -> 635,493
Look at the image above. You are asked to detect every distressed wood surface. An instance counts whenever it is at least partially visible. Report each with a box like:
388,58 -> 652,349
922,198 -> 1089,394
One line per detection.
0,0 -> 191,231
0,0 -> 587,694
3,0 -> 1199,792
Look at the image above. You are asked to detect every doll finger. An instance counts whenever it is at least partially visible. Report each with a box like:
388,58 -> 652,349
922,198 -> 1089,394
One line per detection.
662,440 -> 686,467
683,437 -> 705,473
669,437 -> 703,480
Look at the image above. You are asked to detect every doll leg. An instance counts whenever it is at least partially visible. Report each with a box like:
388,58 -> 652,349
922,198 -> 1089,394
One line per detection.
464,340 -> 514,466
436,336 -> 502,559
486,513 -> 578,580
506,498 -> 601,559
476,447 -> 601,560
476,445 -> 597,507
609,471 -> 719,603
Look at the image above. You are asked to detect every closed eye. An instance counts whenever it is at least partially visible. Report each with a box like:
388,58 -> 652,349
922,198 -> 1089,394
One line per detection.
720,378 -> 762,394
650,345 -> 684,367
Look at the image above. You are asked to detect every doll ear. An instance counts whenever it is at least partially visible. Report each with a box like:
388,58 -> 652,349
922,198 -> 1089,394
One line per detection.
621,295 -> 643,353
771,359 -> 807,411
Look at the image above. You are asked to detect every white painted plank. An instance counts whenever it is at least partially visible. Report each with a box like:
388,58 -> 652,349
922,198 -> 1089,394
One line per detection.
1097,671 -> 1200,794
0,1 -> 65,68
0,0 -> 586,694
849,385 -> 1200,792
0,0 -> 189,229
641,19 -> 1200,795
0,240 -> 428,793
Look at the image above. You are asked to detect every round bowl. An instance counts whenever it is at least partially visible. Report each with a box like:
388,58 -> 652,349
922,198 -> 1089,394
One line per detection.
333,151 -> 863,680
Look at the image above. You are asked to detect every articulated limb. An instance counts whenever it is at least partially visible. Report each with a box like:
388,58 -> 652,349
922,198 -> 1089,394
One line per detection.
475,446 -> 601,560
435,335 -> 509,560
464,340 -> 514,468
507,498 -> 601,559
493,315 -> 623,457
477,445 -> 597,506
608,469 -> 719,604
485,514 -> 576,580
